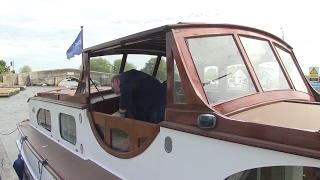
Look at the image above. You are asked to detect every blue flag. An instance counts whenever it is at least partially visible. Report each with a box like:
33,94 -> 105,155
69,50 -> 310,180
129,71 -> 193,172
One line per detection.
66,30 -> 82,59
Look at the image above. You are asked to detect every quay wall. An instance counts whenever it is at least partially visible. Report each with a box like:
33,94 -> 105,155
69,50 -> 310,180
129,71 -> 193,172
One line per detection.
0,69 -> 113,87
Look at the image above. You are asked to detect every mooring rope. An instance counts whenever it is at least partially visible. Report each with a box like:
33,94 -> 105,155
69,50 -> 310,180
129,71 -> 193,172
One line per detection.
0,126 -> 18,136
0,120 -> 28,136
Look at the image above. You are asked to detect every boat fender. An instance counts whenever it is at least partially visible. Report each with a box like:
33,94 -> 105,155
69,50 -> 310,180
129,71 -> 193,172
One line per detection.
13,153 -> 24,180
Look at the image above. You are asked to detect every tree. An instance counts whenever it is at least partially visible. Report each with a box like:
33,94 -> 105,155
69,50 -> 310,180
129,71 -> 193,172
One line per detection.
141,58 -> 167,81
19,65 -> 32,73
112,59 -> 136,73
90,58 -> 112,73
204,67 -> 218,80
0,60 -> 9,74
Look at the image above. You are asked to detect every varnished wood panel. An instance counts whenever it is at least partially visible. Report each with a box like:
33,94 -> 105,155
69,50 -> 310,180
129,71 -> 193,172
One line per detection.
90,111 -> 160,159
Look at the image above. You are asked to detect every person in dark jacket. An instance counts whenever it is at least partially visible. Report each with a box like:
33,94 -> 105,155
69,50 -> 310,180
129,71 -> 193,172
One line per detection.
111,69 -> 166,123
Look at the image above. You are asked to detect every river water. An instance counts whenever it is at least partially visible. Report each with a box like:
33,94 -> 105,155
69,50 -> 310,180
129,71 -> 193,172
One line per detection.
0,86 -> 58,163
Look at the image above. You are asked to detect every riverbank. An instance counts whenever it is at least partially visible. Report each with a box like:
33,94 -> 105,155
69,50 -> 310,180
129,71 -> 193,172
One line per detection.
0,88 -> 20,97
0,138 -> 18,180
0,86 -> 58,179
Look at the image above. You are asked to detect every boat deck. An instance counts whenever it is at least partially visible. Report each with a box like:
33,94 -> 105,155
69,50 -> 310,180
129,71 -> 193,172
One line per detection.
19,120 -> 120,180
230,101 -> 320,131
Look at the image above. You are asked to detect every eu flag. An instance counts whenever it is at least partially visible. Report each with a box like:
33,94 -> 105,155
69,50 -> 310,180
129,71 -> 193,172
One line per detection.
66,30 -> 83,59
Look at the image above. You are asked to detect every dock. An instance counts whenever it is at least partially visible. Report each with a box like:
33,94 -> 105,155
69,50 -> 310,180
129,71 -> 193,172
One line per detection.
0,138 -> 18,180
0,88 -> 21,97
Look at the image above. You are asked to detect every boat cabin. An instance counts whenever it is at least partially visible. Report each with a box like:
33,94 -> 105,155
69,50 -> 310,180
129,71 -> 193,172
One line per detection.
23,23 -> 320,180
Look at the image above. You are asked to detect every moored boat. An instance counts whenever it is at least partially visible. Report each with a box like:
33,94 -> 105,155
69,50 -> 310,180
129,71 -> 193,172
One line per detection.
15,23 -> 320,180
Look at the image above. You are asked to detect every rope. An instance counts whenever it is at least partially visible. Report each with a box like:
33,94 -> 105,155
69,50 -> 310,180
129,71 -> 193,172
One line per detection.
0,119 -> 28,136
38,159 -> 48,180
0,126 -> 18,135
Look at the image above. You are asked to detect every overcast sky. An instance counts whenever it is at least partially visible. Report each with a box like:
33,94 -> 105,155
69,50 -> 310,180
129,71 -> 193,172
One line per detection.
0,0 -> 319,74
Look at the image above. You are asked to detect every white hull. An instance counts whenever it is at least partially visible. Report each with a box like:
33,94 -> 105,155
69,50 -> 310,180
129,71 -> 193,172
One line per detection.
17,99 -> 320,180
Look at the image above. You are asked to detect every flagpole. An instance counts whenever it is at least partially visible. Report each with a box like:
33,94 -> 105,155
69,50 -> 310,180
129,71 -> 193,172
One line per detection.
80,25 -> 90,98
80,26 -> 83,51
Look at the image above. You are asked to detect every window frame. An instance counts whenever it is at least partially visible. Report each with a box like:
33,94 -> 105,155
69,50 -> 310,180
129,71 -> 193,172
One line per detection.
186,34 -> 258,104
239,35 -> 292,92
170,27 -> 315,113
37,108 -> 51,132
59,113 -> 77,145
274,44 -> 310,94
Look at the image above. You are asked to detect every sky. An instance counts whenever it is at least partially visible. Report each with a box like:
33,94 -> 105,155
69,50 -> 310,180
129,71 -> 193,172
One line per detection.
0,0 -> 319,74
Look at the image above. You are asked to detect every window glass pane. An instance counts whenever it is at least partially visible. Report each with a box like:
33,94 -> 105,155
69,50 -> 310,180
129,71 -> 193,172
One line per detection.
155,57 -> 167,82
37,109 -> 51,131
187,35 -> 256,103
276,47 -> 308,93
89,55 -> 122,86
111,128 -> 129,152
125,54 -> 158,76
225,166 -> 320,180
174,60 -> 186,103
60,113 -> 76,145
240,37 -> 290,91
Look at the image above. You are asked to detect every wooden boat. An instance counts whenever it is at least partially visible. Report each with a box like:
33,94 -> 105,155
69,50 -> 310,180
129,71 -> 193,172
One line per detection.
15,23 -> 320,180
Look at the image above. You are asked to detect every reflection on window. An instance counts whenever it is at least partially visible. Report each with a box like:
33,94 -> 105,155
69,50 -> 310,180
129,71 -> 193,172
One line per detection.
187,35 -> 256,103
225,166 -> 320,180
125,54 -> 158,75
37,109 -> 51,131
240,37 -> 290,91
60,113 -> 76,145
89,55 -> 123,86
276,47 -> 308,93
155,57 -> 167,82
111,128 -> 129,152
174,60 -> 186,103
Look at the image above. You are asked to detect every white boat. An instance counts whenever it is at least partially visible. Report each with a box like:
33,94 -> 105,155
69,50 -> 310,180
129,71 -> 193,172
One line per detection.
15,23 -> 320,180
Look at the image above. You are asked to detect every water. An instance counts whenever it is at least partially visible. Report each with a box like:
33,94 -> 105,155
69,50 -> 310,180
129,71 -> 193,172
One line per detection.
0,86 -> 57,163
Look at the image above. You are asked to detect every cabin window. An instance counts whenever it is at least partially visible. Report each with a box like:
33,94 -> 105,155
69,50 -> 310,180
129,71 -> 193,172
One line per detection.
111,128 -> 129,152
276,47 -> 308,93
240,36 -> 290,91
89,55 -> 123,86
124,54 -> 157,75
225,166 -> 320,180
187,35 -> 256,103
37,108 -> 51,131
59,113 -> 77,145
155,57 -> 167,82
174,60 -> 186,103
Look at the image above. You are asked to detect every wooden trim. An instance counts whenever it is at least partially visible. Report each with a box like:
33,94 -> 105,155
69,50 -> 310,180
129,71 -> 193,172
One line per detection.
286,47 -> 315,97
79,52 -> 89,98
234,34 -> 262,92
161,119 -> 320,160
165,104 -> 212,125
89,111 -> 160,159
30,97 -> 87,109
166,31 -> 174,105
270,41 -> 295,89
171,31 -> 207,105
91,49 -> 165,58
213,90 -> 314,114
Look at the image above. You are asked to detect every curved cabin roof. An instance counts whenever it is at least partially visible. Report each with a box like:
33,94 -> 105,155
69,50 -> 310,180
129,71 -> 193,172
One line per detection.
83,23 -> 292,57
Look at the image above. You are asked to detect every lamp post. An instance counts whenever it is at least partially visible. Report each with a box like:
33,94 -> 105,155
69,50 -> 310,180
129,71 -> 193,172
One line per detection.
10,60 -> 15,73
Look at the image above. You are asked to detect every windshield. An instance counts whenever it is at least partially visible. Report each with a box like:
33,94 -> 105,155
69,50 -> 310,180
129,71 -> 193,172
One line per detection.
275,46 -> 308,93
187,35 -> 256,104
240,36 -> 290,91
